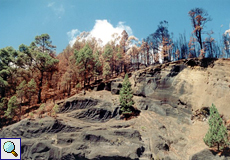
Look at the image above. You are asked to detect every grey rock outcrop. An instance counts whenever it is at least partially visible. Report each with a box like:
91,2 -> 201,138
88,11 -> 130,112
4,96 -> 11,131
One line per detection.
190,149 -> 230,160
0,116 -> 144,160
111,78 -> 123,95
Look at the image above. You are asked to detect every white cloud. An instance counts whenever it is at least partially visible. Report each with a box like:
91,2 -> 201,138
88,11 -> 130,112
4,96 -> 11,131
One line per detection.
67,29 -> 80,47
90,20 -> 133,46
47,2 -> 65,18
224,23 -> 230,36
53,5 -> 65,17
117,21 -> 133,35
67,19 -> 133,47
47,2 -> 55,7
225,29 -> 230,36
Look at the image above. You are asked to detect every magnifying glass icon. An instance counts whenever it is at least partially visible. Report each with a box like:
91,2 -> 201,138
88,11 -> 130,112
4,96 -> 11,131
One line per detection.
3,141 -> 18,157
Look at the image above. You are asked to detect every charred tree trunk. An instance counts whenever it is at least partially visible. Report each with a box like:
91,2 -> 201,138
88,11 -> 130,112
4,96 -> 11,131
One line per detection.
0,75 -> 7,99
37,71 -> 44,104
84,72 -> 86,89
198,31 -> 203,50
67,82 -> 71,96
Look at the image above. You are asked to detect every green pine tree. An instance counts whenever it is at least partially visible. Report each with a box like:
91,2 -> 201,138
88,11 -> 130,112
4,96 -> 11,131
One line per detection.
26,78 -> 37,105
102,45 -> 113,62
93,50 -> 102,78
29,34 -> 59,104
0,46 -> 18,99
16,80 -> 26,101
203,104 -> 229,151
74,44 -> 94,88
4,96 -> 19,119
16,80 -> 26,120
115,48 -> 123,75
103,62 -> 111,80
119,74 -> 135,114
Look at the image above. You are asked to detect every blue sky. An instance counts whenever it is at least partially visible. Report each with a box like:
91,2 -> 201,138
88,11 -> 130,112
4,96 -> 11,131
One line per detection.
1,0 -> 230,54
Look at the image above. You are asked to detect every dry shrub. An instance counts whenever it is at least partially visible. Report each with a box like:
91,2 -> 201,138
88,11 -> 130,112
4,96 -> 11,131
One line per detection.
45,102 -> 55,112
29,112 -> 34,120
47,112 -> 51,116
36,103 -> 45,118
51,104 -> 60,118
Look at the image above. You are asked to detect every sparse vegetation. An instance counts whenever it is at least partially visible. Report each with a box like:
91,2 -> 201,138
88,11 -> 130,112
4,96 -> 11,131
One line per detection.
38,119 -> 43,124
51,104 -> 60,118
53,104 -> 60,113
141,126 -> 146,131
75,83 -> 81,89
37,103 -> 45,118
0,98 -> 8,110
29,112 -> 34,119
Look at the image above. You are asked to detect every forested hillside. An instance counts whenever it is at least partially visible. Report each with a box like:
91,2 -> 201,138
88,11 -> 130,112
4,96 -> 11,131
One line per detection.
1,8 -> 230,127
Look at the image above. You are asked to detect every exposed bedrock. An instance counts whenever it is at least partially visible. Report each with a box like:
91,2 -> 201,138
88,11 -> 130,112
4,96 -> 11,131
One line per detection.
130,58 -> 230,119
0,117 -> 144,160
57,96 -> 120,122
57,97 -> 100,112
66,103 -> 119,123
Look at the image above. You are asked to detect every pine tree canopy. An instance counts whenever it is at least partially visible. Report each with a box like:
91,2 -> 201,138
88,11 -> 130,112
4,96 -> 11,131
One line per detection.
119,74 -> 134,114
4,96 -> 19,119
203,103 -> 229,151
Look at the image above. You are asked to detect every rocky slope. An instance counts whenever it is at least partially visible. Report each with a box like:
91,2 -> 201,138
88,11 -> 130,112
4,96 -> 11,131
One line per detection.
1,58 -> 230,160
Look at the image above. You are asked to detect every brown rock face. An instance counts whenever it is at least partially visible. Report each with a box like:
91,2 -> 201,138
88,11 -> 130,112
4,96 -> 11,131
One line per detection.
131,58 -> 230,119
1,58 -> 230,160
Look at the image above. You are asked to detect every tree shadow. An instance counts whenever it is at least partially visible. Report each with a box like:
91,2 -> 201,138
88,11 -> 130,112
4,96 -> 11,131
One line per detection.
0,117 -> 18,129
186,58 -> 218,68
24,104 -> 40,114
200,58 -> 218,68
210,147 -> 230,157
120,106 -> 141,120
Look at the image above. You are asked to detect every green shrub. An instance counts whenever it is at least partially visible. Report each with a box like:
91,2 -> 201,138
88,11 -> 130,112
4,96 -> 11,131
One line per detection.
37,103 -> 45,118
52,104 -> 60,113
75,83 -> 81,89
29,112 -> 34,119
51,104 -> 60,118
38,103 -> 45,111
0,97 -> 8,110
